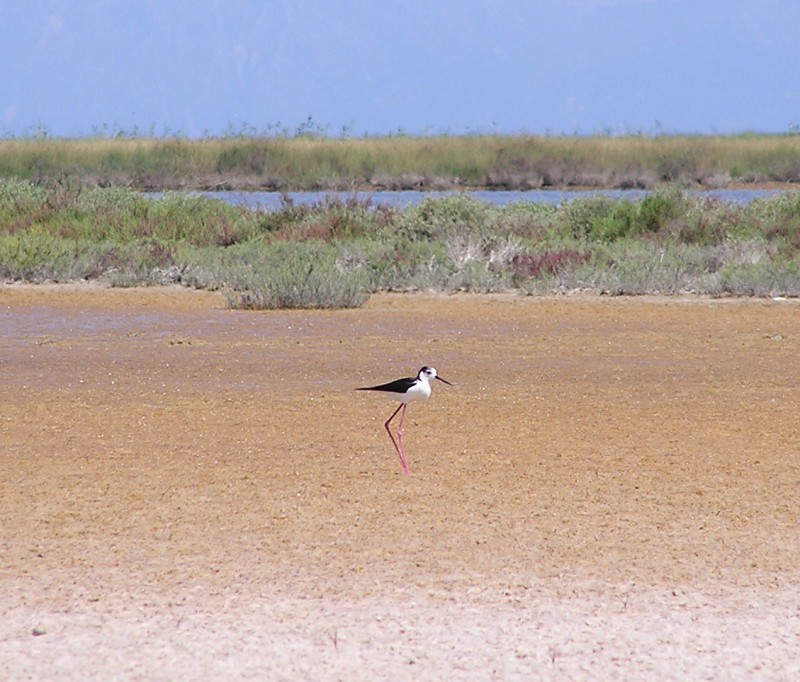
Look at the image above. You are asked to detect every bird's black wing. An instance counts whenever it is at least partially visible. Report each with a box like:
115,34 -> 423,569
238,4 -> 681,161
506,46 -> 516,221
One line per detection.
357,377 -> 416,394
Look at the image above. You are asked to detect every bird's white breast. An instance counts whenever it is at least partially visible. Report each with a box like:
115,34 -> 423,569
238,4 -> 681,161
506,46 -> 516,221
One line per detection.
402,380 -> 432,404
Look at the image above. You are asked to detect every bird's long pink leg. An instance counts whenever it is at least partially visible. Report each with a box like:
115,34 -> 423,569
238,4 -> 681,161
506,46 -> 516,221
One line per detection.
384,403 -> 410,475
396,404 -> 408,472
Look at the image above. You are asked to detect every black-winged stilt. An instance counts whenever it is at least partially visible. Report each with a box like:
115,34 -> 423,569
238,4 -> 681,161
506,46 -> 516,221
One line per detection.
358,366 -> 453,474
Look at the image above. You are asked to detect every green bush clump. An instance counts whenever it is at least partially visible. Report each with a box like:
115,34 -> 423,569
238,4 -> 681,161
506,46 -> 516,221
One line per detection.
221,241 -> 370,309
563,190 -> 688,243
0,178 -> 49,221
0,231 -> 110,282
637,191 -> 685,232
259,196 -> 393,242
399,194 -> 497,241
713,259 -> 800,297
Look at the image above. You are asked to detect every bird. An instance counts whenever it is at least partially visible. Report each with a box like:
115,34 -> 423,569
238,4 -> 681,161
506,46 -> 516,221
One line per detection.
358,366 -> 453,474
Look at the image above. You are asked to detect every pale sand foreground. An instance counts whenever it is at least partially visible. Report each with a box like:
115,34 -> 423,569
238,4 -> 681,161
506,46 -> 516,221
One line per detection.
1,285 -> 799,680
3,584 -> 800,680
0,586 -> 800,682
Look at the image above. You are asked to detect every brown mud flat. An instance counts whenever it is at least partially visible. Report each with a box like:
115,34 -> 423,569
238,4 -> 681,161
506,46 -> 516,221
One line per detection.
1,285 -> 799,679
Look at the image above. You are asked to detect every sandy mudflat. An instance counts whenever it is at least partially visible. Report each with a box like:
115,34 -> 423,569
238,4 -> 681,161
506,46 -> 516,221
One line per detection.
1,284 -> 799,680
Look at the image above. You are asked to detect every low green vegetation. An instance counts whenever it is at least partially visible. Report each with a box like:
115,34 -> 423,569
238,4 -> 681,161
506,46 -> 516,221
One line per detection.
1,178 -> 799,308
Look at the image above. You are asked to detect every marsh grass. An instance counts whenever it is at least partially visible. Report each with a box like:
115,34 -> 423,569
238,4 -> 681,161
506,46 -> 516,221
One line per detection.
2,133 -> 800,190
1,180 -> 799,305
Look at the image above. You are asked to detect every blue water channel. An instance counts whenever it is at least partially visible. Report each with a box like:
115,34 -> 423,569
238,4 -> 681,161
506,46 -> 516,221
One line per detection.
174,188 -> 789,211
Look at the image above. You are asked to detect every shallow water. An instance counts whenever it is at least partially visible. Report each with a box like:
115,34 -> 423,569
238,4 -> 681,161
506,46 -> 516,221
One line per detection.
183,187 -> 786,211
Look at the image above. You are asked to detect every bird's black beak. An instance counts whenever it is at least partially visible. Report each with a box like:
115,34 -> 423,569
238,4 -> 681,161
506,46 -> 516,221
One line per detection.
436,376 -> 453,386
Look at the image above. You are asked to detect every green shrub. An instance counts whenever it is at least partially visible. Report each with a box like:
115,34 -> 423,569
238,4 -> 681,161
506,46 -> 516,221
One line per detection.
398,194 -> 497,241
498,201 -> 560,240
0,179 -> 49,224
749,192 -> 800,253
204,241 -> 370,309
712,258 -> 800,297
561,196 -> 617,241
637,190 -> 684,232
0,232 -> 108,281
590,201 -> 639,241
146,193 -> 256,245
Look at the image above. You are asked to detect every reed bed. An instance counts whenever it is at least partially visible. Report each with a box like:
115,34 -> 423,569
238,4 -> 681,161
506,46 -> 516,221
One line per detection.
1,179 -> 799,308
1,134 -> 799,191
